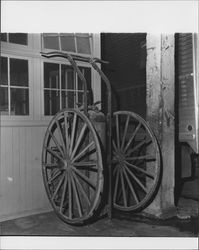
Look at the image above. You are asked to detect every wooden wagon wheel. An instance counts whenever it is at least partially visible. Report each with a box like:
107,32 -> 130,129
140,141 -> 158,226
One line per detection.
42,109 -> 104,225
112,111 -> 161,212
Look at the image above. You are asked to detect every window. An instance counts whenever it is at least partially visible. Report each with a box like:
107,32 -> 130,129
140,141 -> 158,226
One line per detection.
44,62 -> 91,116
0,33 -> 28,45
0,56 -> 29,115
42,33 -> 93,116
43,33 -> 91,55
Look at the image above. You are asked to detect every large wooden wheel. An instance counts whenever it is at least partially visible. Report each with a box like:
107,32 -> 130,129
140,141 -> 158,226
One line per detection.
42,109 -> 104,225
112,111 -> 161,212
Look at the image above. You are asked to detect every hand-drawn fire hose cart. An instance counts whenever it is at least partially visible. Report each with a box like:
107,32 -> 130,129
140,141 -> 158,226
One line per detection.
41,51 -> 162,225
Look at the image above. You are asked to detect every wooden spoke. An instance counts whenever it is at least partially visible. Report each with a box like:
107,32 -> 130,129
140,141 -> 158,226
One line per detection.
45,147 -> 64,162
72,141 -> 95,163
120,168 -> 127,207
121,115 -> 130,150
43,163 -> 59,168
72,171 -> 91,206
113,165 -> 119,175
71,173 -> 83,217
68,172 -> 72,219
55,118 -> 66,154
112,140 -> 118,152
48,129 -> 65,157
126,139 -> 151,156
70,123 -> 87,159
59,173 -> 68,212
113,169 -> 120,203
64,112 -> 70,152
122,166 -> 139,204
125,161 -> 154,179
126,155 -> 156,161
72,167 -> 96,190
124,164 -> 147,193
115,114 -> 120,148
51,174 -> 65,200
73,161 -> 97,167
123,122 -> 141,153
69,113 -> 77,155
48,170 -> 62,184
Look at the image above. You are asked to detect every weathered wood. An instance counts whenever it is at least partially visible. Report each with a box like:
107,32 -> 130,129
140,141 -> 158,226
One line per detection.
145,34 -> 176,218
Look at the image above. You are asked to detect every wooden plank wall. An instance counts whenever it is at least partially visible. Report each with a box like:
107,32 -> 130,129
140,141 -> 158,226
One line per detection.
0,125 -> 51,221
145,34 -> 176,218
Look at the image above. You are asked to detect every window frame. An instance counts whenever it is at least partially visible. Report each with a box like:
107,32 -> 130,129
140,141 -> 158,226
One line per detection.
0,33 -> 101,125
1,33 -> 35,53
0,53 -> 33,121
41,33 -> 93,57
1,33 -> 29,46
41,57 -> 92,118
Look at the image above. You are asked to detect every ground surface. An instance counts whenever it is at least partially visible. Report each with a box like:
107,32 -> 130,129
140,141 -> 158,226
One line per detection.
1,169 -> 198,237
0,209 -> 198,237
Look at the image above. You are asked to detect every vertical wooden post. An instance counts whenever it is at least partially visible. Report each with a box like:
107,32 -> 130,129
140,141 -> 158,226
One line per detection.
145,34 -> 176,218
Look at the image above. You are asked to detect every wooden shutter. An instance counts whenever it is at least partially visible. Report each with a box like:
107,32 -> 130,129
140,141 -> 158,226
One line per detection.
178,33 -> 198,154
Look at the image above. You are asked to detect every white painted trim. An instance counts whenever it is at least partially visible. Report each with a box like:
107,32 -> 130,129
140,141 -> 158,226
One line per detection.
0,120 -> 51,128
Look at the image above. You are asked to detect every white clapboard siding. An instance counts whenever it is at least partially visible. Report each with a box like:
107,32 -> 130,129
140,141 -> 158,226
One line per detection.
0,125 -> 52,222
0,33 -> 101,222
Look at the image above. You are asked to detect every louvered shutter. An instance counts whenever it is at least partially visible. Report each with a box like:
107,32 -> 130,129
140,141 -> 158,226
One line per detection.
178,33 -> 198,153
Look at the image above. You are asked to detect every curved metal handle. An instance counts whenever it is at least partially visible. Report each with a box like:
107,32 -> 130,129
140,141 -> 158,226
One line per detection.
41,51 -> 109,65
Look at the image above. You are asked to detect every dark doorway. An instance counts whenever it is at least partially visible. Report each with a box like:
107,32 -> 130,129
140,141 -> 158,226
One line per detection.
101,33 -> 146,118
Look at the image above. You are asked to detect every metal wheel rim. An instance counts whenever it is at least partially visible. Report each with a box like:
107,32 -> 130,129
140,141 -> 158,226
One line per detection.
112,111 -> 161,212
42,108 -> 104,224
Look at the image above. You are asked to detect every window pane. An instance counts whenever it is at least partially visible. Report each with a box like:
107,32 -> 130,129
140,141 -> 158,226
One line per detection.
77,72 -> 83,91
44,90 -> 60,115
0,33 -> 7,42
83,67 -> 91,89
44,63 -> 59,89
10,58 -> 29,86
79,67 -> 92,104
77,91 -> 83,106
43,34 -> 60,50
60,34 -> 76,52
9,33 -> 28,45
62,91 -> 75,109
10,88 -> 29,115
78,67 -> 91,90
61,65 -> 74,90
76,35 -> 91,54
0,57 -> 8,85
0,87 -> 8,114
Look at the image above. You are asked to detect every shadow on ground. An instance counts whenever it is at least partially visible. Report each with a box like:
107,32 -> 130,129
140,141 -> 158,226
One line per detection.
0,210 -> 198,237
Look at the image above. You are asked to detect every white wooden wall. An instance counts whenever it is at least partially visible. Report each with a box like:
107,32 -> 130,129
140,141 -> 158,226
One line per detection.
0,33 -> 101,221
0,125 -> 52,221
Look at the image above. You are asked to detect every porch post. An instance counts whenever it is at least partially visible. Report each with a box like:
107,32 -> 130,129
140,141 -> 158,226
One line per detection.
145,34 -> 176,218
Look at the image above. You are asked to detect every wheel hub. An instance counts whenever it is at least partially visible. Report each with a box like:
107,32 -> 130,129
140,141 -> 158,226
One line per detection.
114,150 -> 126,164
64,159 -> 72,170
58,158 -> 72,170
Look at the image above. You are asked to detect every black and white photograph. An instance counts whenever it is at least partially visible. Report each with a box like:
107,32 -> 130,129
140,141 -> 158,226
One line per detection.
0,1 -> 198,250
